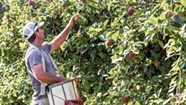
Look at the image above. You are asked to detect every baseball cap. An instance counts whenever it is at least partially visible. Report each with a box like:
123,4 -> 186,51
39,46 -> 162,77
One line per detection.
23,22 -> 44,39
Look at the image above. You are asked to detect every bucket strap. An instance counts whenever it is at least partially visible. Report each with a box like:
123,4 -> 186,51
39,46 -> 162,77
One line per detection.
25,45 -> 47,95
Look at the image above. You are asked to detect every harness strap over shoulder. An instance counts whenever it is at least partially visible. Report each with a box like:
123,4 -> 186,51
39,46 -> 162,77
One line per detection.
25,45 -> 47,96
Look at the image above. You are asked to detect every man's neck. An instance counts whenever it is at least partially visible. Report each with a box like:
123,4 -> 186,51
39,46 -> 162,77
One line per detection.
31,39 -> 43,46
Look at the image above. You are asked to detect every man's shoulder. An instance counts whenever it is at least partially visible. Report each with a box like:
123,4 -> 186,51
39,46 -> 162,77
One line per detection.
42,43 -> 51,52
25,47 -> 40,58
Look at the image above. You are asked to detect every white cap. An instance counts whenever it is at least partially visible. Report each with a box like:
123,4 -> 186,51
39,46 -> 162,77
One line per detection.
23,22 -> 44,39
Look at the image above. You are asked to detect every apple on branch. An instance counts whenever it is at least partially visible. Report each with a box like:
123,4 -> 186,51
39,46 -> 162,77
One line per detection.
127,8 -> 134,16
129,51 -> 136,59
0,2 -> 3,9
106,39 -> 113,47
6,14 -> 10,19
122,96 -> 129,103
62,1 -> 67,9
28,0 -> 35,6
154,60 -> 161,68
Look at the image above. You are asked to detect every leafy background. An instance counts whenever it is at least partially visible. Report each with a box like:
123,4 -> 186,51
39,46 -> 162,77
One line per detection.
0,0 -> 185,105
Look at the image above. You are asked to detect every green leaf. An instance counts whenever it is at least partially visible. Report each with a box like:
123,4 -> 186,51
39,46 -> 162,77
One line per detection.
180,0 -> 186,7
173,16 -> 185,24
144,34 -> 155,47
88,27 -> 102,32
151,4 -> 160,13
133,77 -> 144,82
152,76 -> 159,82
144,59 -> 152,66
158,39 -> 164,48
112,31 -> 119,41
106,32 -> 112,39
179,61 -> 186,69
104,20 -> 109,28
149,15 -> 158,24
99,35 -> 106,41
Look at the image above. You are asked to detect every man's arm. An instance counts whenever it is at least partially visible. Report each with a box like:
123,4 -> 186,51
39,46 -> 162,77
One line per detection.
31,64 -> 65,84
49,14 -> 80,53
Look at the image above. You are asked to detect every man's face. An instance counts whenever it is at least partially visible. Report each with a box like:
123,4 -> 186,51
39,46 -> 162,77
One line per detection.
36,28 -> 45,40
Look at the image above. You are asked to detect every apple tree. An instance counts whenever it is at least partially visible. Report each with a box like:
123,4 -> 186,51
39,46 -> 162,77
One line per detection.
0,0 -> 185,105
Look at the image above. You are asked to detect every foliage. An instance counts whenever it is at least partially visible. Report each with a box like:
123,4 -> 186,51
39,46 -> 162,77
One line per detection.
0,0 -> 185,105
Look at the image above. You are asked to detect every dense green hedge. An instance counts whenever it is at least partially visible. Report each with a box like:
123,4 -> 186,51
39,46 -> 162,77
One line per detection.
0,0 -> 185,105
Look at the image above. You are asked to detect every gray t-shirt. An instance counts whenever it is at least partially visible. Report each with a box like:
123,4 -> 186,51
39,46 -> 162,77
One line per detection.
26,44 -> 56,100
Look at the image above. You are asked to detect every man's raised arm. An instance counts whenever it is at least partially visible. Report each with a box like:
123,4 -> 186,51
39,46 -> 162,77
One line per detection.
49,14 -> 80,53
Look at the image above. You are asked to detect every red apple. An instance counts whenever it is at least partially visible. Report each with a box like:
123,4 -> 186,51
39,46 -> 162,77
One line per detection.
106,39 -> 112,46
62,1 -> 67,9
154,60 -> 161,68
129,51 -> 136,58
122,97 -> 129,103
130,73 -> 136,78
6,14 -> 10,19
173,14 -> 179,19
81,0 -> 87,4
127,8 -> 134,16
28,0 -> 35,6
0,2 -> 3,8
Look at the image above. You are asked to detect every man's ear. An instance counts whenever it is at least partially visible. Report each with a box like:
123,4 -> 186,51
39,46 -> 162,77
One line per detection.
34,31 -> 38,36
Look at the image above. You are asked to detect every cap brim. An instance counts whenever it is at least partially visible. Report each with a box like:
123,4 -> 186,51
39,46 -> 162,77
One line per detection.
38,22 -> 44,28
34,22 -> 44,31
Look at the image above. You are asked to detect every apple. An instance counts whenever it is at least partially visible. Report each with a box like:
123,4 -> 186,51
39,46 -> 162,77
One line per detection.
122,97 -> 129,103
172,13 -> 184,23
127,8 -> 134,16
62,1 -> 67,9
0,2 -> 3,8
173,14 -> 179,19
106,39 -> 112,46
154,60 -> 161,68
130,73 -> 136,78
6,14 -> 10,19
165,10 -> 173,19
173,14 -> 180,21
49,0 -> 53,3
129,51 -> 136,58
81,0 -> 87,4
28,0 -> 35,6
73,16 -> 80,23
74,74 -> 79,85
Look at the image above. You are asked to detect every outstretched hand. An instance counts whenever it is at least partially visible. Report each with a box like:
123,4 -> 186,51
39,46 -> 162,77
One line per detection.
68,14 -> 81,27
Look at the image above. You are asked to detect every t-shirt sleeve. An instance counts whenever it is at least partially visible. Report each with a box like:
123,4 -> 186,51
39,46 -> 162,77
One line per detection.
43,43 -> 51,53
28,50 -> 42,67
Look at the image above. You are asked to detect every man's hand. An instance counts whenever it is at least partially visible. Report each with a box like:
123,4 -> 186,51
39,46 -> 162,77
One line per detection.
68,14 -> 81,27
56,73 -> 66,82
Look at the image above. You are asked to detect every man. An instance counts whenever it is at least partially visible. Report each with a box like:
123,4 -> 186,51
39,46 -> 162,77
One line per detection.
23,14 -> 80,105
